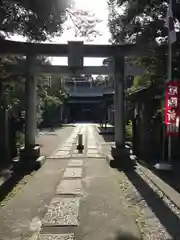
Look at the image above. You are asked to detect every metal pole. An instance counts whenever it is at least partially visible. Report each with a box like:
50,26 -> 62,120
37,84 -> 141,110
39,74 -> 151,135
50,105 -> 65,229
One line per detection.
167,0 -> 172,164
162,121 -> 165,162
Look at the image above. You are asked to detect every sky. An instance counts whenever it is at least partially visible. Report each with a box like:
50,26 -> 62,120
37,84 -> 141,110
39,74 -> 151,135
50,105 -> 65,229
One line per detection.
51,0 -> 110,66
10,0 -> 110,66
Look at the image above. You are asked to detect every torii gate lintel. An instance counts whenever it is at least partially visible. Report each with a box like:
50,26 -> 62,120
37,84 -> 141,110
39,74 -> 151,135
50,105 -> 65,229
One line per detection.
0,38 -> 167,57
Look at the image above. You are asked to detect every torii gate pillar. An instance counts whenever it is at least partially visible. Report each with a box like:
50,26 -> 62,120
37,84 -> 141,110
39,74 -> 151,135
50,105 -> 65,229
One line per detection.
25,55 -> 37,149
114,56 -> 125,147
19,54 -> 40,164
111,56 -> 132,168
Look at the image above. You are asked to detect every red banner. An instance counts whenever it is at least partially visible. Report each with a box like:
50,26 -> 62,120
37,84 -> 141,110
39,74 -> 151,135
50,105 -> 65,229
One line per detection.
165,81 -> 180,136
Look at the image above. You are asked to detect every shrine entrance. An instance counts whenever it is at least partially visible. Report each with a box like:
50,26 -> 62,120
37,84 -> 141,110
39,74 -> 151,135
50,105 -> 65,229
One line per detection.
0,39 -> 163,165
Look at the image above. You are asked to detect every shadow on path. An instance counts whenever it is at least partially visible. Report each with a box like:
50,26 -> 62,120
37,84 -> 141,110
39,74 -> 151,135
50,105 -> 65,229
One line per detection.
0,170 -> 31,203
122,169 -> 180,239
138,159 -> 180,194
97,126 -> 114,143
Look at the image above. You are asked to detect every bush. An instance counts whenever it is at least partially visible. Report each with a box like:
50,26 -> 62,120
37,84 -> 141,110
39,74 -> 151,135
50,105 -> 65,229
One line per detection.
41,95 -> 62,127
126,120 -> 133,141
16,131 -> 24,149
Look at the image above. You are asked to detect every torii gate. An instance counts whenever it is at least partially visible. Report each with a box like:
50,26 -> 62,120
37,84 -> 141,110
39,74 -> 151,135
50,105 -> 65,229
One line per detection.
0,39 -> 166,165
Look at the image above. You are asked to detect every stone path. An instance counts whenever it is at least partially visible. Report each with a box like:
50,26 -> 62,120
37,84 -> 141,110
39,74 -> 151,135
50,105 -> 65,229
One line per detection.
36,126 -> 75,157
0,124 -> 142,240
39,124 -> 92,239
49,125 -> 82,158
39,124 -> 141,240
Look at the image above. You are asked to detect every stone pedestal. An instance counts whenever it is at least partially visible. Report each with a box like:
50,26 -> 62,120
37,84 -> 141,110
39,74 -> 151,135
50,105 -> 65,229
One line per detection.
13,145 -> 40,171
19,145 -> 40,162
111,145 -> 134,169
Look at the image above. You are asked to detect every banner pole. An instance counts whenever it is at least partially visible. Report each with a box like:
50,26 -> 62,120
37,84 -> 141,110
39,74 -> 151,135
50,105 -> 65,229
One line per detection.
155,0 -> 173,170
167,0 -> 172,164
168,135 -> 172,163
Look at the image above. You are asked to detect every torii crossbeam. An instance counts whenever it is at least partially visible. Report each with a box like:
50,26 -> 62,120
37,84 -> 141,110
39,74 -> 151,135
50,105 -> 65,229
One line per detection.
0,38 -> 167,57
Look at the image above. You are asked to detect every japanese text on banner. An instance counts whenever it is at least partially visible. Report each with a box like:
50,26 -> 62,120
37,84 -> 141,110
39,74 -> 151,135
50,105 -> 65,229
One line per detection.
165,81 -> 180,136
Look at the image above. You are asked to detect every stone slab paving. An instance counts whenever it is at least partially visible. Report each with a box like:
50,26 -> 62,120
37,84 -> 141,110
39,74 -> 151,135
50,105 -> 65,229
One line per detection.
85,125 -> 101,158
63,168 -> 82,178
59,147 -> 71,151
50,125 -> 82,158
55,151 -> 70,157
86,154 -> 101,158
43,197 -> 79,226
87,149 -> 99,154
63,143 -> 73,147
71,137 -> 77,140
56,179 -> 83,195
68,160 -> 83,167
54,155 -> 70,159
40,233 -> 75,240
88,146 -> 97,149
48,156 -> 70,159
52,150 -> 70,158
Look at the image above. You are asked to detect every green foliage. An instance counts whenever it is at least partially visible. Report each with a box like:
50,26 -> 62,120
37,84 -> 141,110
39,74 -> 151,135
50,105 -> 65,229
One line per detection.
0,0 -> 102,42
133,75 -> 150,89
127,74 -> 150,94
94,75 -> 114,88
38,74 -> 67,127
108,0 -> 180,45
16,132 -> 24,149
45,95 -> 62,107
65,9 -> 102,41
126,120 -> 133,140
41,94 -> 62,126
0,0 -> 70,41
108,0 -> 180,93
0,55 -> 66,130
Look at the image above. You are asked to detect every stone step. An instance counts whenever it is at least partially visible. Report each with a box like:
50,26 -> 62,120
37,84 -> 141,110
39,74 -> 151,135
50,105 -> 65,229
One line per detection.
56,179 -> 83,196
40,233 -> 75,240
63,168 -> 82,178
43,197 -> 79,227
68,160 -> 83,167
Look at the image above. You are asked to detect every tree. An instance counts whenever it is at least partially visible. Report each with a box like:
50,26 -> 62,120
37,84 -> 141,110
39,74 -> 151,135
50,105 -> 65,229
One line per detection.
0,54 -> 67,126
38,74 -> 67,127
0,1 -> 103,162
0,0 -> 102,42
108,0 -> 180,85
108,0 -> 180,45
0,0 -> 71,41
65,8 -> 102,41
107,1 -> 180,157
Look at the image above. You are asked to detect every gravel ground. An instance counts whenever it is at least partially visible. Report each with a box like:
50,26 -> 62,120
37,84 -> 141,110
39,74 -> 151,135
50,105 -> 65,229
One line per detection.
138,167 -> 180,219
114,166 -> 180,240
136,166 -> 180,239
0,171 -> 35,207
